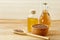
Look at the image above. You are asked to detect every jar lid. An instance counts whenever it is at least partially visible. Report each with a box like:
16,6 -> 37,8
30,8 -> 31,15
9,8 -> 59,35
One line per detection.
31,10 -> 36,14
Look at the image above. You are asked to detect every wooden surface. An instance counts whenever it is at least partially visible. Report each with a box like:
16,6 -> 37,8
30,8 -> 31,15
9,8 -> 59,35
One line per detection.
0,19 -> 60,40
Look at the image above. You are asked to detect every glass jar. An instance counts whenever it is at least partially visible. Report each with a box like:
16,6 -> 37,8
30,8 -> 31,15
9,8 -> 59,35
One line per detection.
27,10 -> 38,32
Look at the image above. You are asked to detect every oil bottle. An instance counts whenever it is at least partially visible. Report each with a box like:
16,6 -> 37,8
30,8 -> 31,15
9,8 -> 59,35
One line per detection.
27,10 -> 38,32
39,3 -> 51,27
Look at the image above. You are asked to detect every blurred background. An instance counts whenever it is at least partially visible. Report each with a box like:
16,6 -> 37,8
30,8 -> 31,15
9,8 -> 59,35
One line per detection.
0,0 -> 60,20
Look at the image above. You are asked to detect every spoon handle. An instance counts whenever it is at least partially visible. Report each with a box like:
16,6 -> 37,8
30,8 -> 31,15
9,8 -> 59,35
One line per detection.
24,32 -> 49,40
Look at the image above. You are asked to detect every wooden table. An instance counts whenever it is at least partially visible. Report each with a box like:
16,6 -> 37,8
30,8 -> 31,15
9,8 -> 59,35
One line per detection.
0,20 -> 60,40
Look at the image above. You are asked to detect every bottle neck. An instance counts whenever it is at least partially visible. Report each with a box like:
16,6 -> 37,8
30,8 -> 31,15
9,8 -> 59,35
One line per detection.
43,3 -> 48,11
42,3 -> 50,16
43,5 -> 48,10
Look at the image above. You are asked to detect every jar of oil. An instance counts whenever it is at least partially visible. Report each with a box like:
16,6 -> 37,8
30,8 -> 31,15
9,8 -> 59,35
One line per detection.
39,3 -> 51,27
27,10 -> 38,32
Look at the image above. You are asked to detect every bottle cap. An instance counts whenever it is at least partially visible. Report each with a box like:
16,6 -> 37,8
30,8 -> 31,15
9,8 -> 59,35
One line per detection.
31,10 -> 36,14
43,3 -> 47,5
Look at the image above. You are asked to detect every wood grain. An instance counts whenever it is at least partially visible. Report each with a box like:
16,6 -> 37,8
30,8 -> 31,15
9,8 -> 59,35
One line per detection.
0,19 -> 27,24
0,19 -> 60,24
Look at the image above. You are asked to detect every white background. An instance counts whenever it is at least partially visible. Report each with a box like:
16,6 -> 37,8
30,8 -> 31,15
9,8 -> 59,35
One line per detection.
0,0 -> 60,20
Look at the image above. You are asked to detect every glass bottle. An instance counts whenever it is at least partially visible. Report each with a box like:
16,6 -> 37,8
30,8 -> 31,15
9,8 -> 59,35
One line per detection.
27,10 -> 38,32
39,3 -> 51,27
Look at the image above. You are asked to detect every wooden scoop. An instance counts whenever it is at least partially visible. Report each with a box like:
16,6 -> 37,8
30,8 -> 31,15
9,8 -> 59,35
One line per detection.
14,29 -> 50,40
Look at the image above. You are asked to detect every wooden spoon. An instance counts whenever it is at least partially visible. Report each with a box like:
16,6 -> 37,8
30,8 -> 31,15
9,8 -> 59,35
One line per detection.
14,29 -> 50,40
